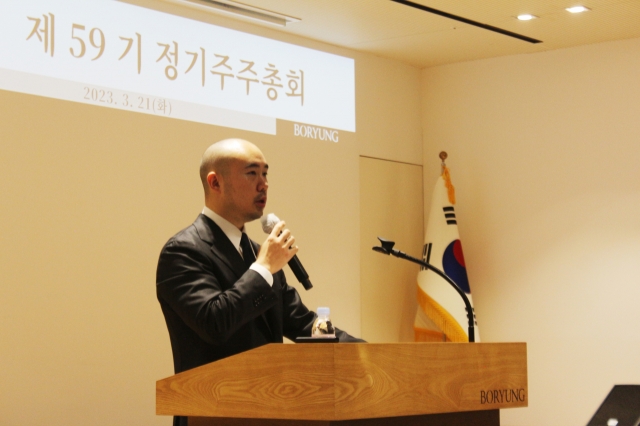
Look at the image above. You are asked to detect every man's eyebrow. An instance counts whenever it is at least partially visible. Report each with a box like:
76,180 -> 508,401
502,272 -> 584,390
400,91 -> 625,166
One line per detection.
245,163 -> 268,169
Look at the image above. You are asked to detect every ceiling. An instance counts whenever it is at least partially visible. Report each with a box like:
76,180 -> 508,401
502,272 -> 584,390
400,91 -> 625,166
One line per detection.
161,0 -> 640,68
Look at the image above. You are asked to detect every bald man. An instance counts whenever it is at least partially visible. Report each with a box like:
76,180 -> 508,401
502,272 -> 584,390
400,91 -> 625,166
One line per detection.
156,140 -> 361,401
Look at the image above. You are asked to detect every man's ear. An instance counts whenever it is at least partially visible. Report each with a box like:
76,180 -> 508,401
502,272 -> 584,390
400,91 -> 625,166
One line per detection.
207,171 -> 222,193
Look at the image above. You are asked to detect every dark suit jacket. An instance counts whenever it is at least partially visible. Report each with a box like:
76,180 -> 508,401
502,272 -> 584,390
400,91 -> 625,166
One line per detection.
157,214 -> 362,426
156,214 -> 318,375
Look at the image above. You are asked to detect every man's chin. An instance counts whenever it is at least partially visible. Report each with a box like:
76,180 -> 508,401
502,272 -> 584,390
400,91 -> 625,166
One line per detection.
246,210 -> 264,222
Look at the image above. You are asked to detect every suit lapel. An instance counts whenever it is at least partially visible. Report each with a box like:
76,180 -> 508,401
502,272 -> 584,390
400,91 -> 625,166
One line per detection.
195,214 -> 276,340
194,214 -> 246,279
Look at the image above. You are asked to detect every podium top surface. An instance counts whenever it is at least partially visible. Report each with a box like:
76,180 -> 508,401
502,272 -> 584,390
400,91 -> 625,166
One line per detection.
157,342 -> 527,421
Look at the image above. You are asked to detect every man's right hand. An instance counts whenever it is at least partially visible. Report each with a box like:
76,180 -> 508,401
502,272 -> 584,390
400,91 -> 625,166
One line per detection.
255,221 -> 298,275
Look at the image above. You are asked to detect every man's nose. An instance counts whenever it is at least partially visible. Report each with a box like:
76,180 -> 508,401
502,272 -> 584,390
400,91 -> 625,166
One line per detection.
258,175 -> 268,190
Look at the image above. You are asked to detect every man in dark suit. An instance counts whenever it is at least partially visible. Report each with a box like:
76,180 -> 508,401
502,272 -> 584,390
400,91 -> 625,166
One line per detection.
156,139 -> 360,426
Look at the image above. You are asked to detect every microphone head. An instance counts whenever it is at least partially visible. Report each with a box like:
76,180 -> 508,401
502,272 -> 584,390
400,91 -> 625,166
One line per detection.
261,213 -> 281,234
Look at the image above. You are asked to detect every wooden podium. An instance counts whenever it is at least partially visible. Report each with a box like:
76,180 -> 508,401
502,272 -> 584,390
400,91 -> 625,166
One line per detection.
157,343 -> 527,426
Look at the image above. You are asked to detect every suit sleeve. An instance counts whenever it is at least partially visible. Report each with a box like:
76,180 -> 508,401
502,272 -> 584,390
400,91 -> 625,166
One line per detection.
278,272 -> 366,343
156,237 -> 277,345
278,270 -> 316,340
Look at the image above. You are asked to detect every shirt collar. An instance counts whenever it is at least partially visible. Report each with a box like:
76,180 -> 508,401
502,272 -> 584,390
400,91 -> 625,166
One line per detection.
202,206 -> 244,254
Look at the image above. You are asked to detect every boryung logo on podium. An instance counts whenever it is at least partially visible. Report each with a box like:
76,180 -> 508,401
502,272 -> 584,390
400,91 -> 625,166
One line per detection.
480,388 -> 527,405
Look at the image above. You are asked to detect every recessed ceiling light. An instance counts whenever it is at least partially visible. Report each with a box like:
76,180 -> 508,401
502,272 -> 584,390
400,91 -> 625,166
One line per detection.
566,5 -> 591,13
516,14 -> 537,21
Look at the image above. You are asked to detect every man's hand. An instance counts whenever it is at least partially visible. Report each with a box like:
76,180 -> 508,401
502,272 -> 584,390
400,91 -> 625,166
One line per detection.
255,221 -> 298,274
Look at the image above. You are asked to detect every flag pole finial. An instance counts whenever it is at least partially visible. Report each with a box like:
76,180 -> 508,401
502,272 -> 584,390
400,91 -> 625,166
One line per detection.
439,151 -> 456,205
439,151 -> 448,173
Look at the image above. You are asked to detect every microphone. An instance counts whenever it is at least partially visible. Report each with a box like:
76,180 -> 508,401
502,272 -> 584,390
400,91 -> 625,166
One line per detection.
261,213 -> 313,291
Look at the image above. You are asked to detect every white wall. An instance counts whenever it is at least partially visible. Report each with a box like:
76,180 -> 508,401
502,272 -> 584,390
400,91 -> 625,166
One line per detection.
421,37 -> 640,425
360,157 -> 423,343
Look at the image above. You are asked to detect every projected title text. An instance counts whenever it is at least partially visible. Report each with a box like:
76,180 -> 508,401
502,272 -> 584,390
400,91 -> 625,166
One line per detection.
1,0 -> 355,134
26,12 -> 305,116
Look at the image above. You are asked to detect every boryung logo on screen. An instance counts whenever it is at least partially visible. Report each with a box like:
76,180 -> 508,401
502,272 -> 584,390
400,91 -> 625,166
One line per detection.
294,124 -> 339,143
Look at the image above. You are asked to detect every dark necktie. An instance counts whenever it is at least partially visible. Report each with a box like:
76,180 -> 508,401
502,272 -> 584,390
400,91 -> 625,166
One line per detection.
240,232 -> 256,270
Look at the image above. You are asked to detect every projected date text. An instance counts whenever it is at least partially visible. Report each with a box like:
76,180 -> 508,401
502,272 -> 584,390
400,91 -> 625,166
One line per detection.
82,86 -> 172,116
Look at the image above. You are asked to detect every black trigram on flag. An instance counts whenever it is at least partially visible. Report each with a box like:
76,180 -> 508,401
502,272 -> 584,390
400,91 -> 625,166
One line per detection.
421,242 -> 432,271
443,206 -> 457,225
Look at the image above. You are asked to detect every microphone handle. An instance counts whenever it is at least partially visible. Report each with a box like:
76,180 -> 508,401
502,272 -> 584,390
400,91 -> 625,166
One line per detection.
288,255 -> 313,290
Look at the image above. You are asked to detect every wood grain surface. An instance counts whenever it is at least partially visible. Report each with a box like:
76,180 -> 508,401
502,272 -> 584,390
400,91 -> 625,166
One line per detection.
156,343 -> 527,421
334,343 -> 527,419
157,344 -> 336,420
